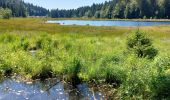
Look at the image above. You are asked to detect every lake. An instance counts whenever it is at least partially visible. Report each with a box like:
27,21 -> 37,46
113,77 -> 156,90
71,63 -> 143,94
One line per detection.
0,78 -> 104,100
47,20 -> 170,26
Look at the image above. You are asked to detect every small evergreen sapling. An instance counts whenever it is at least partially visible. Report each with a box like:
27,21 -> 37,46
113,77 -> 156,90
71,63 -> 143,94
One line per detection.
127,30 -> 158,59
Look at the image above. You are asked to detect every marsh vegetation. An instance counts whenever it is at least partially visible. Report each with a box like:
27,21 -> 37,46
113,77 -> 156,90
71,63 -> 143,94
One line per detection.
0,18 -> 169,99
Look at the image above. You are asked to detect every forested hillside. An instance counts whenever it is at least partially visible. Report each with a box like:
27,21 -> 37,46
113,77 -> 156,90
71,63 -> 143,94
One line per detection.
51,0 -> 170,19
0,0 -> 49,17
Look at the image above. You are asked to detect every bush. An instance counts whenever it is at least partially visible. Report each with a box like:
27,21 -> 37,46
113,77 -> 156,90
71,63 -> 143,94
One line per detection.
127,30 -> 158,59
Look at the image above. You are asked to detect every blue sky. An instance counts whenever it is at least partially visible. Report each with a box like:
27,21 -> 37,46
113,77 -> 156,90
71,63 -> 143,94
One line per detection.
23,0 -> 111,10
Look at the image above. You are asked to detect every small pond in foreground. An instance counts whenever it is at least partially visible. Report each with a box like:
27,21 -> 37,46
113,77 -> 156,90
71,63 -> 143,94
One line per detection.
47,20 -> 170,26
0,78 -> 105,100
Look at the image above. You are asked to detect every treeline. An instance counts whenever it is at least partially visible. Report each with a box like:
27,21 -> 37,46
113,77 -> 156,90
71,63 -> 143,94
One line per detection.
0,0 -> 49,17
1,0 -> 170,19
51,0 -> 170,19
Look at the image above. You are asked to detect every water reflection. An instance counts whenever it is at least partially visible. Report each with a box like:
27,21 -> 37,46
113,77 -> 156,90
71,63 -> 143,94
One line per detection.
0,79 -> 104,100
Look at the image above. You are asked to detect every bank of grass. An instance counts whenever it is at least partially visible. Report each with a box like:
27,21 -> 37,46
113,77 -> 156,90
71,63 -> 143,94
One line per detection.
0,18 -> 170,99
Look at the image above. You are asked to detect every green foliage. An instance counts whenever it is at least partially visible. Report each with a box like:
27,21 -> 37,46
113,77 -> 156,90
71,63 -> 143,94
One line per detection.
99,53 -> 126,86
65,57 -> 83,86
151,56 -> 170,99
152,70 -> 170,99
0,0 -> 49,17
0,58 -> 12,76
85,10 -> 93,18
94,11 -> 101,18
127,30 -> 158,59
32,61 -> 53,80
0,8 -> 12,19
50,0 -> 170,19
119,57 -> 156,99
20,37 -> 29,50
1,0 -> 170,19
0,18 -> 169,99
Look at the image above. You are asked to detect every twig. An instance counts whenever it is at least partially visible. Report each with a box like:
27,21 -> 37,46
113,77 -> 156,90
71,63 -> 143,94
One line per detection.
45,80 -> 61,91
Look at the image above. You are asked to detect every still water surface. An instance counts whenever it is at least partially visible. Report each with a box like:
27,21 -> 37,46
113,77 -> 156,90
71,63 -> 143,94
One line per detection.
47,20 -> 170,26
0,78 -> 104,100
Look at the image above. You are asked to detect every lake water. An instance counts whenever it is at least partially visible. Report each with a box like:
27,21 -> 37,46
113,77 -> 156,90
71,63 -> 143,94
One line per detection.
0,78 -> 104,100
47,20 -> 170,26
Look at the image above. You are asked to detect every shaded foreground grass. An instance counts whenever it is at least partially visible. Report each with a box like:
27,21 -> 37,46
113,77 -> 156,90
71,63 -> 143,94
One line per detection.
0,18 -> 170,99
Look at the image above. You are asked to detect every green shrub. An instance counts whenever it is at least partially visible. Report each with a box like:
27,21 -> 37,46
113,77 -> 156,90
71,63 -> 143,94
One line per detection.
127,30 -> 158,59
